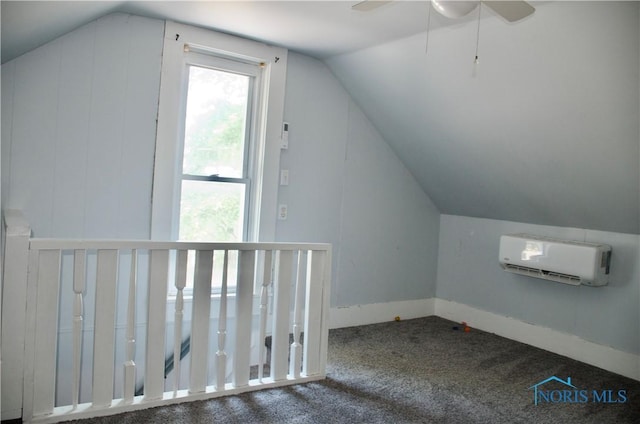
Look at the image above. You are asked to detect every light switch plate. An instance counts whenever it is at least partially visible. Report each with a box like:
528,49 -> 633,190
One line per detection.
280,169 -> 289,186
281,122 -> 289,149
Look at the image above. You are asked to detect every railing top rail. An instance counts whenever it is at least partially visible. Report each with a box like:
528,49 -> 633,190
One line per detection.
29,238 -> 331,252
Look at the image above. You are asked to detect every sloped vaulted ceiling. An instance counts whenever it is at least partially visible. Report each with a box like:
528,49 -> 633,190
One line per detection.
327,1 -> 640,234
2,1 -> 639,234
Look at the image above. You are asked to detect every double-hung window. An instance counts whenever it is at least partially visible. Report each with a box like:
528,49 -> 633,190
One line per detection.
179,53 -> 260,242
152,22 -> 288,286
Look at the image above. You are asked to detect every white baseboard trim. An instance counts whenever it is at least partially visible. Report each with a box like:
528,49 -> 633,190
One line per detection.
330,298 -> 435,329
434,298 -> 640,381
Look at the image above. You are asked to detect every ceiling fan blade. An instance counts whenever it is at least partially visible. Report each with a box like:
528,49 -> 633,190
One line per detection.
483,1 -> 535,22
352,1 -> 392,12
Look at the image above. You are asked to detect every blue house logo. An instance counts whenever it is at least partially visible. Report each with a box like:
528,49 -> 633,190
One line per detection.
529,376 -> 577,405
529,376 -> 628,405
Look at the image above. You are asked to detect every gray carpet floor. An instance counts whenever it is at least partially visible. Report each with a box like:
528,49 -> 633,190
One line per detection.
29,316 -> 640,423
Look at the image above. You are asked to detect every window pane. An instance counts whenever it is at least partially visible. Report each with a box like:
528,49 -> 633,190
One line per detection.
179,180 -> 246,242
182,249 -> 238,291
212,250 -> 238,290
183,66 -> 250,178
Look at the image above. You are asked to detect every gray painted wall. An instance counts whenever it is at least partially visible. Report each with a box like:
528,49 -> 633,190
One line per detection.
327,1 -> 640,235
437,214 -> 640,354
277,52 -> 441,306
1,15 -> 440,309
1,13 -> 163,239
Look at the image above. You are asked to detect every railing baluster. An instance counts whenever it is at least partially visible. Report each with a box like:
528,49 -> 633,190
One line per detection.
258,250 -> 273,381
31,249 -> 62,417
271,250 -> 292,381
123,249 -> 137,403
189,249 -> 213,393
303,250 -> 328,377
173,249 -> 188,394
215,250 -> 229,390
92,249 -> 119,408
289,250 -> 305,378
233,250 -> 255,387
144,249 -> 169,400
72,249 -> 86,407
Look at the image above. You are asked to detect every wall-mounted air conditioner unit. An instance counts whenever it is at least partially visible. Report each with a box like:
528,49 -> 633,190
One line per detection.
499,234 -> 611,286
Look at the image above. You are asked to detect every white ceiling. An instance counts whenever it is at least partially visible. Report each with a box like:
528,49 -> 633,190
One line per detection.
1,0 -> 449,64
2,1 -> 638,235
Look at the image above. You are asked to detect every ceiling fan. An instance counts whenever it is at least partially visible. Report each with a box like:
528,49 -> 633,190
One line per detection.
353,0 -> 535,23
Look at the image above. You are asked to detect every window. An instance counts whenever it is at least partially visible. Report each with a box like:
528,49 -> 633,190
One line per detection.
178,55 -> 260,242
173,54 -> 263,294
151,21 -> 287,244
152,24 -> 287,298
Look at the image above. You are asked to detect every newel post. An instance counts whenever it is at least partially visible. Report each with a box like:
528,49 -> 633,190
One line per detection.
1,210 -> 32,420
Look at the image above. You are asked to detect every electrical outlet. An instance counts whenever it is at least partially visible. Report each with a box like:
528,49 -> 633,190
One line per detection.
278,204 -> 288,220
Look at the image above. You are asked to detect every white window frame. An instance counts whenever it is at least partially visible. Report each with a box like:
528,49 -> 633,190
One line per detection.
151,21 -> 288,243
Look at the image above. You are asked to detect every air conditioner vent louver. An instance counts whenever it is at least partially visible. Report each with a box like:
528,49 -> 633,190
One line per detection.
499,234 -> 611,287
503,264 -> 581,285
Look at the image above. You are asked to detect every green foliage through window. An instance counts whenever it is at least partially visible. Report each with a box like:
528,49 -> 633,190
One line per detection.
179,65 -> 252,242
